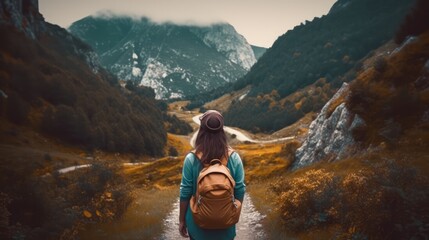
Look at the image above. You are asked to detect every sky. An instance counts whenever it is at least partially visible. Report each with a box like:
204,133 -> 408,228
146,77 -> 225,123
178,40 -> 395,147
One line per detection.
39,0 -> 337,48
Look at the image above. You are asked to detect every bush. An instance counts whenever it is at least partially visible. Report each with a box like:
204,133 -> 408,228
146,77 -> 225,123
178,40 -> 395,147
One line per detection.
0,192 -> 11,239
272,169 -> 338,231
272,160 -> 429,239
42,105 -> 91,145
42,78 -> 77,106
281,140 -> 301,163
168,146 -> 178,156
163,114 -> 193,135
395,0 -> 429,44
6,92 -> 30,124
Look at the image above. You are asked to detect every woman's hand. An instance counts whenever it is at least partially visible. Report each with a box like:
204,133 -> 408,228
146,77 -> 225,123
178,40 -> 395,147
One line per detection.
179,221 -> 189,238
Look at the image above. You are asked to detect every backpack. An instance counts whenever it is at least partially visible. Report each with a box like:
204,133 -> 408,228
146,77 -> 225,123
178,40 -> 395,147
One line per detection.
189,149 -> 242,229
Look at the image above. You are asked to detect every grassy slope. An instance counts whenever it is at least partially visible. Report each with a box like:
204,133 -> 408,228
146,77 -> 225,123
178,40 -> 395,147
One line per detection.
268,33 -> 429,239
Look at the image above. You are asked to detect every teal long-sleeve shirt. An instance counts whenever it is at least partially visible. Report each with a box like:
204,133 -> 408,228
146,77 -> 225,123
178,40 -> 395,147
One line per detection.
180,151 -> 246,240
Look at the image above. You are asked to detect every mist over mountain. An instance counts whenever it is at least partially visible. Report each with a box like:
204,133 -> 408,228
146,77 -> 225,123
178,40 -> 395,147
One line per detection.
223,0 -> 415,133
69,16 -> 257,99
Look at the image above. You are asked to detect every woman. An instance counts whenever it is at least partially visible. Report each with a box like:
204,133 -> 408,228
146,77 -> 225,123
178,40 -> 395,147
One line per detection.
179,110 -> 246,240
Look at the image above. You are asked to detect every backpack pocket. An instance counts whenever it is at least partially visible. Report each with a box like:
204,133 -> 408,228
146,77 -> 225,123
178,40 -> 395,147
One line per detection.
190,195 -> 242,229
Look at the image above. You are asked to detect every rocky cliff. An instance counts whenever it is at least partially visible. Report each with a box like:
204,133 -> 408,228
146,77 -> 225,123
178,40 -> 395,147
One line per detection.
0,0 -> 44,39
293,83 -> 365,169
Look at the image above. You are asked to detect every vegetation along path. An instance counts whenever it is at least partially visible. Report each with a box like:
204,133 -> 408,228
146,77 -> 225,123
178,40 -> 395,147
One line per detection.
57,112 -> 296,239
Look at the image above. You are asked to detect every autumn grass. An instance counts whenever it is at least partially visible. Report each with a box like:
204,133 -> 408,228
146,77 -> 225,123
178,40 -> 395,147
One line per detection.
233,121 -> 429,240
165,133 -> 192,156
235,141 -> 297,182
347,32 -> 429,146
78,187 -> 178,240
270,145 -> 429,239
124,155 -> 183,188
246,182 -> 291,239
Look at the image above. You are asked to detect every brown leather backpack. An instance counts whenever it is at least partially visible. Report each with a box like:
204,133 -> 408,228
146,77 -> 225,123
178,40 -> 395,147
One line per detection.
189,150 -> 242,229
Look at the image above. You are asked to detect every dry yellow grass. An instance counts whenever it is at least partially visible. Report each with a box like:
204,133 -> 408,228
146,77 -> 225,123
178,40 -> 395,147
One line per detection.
234,142 -> 295,182
123,156 -> 184,188
78,186 -> 178,240
268,142 -> 429,239
164,133 -> 192,156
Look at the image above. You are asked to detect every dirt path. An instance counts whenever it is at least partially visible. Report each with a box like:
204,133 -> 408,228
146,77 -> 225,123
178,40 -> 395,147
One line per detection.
56,162 -> 149,174
161,195 -> 266,240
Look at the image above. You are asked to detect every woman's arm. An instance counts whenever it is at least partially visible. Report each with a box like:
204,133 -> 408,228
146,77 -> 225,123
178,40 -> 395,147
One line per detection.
179,153 -> 193,237
232,153 -> 246,202
179,200 -> 189,237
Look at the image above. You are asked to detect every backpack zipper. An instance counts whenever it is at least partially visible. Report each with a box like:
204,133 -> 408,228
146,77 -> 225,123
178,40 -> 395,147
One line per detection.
232,195 -> 238,208
197,195 -> 202,205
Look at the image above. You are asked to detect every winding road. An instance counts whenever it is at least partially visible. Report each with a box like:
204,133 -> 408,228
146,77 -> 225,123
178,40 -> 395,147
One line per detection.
190,114 -> 294,147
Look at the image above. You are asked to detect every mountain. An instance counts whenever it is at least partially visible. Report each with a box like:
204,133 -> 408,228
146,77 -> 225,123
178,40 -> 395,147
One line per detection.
69,16 -> 257,99
295,33 -> 429,168
223,0 -> 415,133
0,0 -> 166,155
0,1 -> 170,238
251,45 -> 267,60
277,8 -> 429,237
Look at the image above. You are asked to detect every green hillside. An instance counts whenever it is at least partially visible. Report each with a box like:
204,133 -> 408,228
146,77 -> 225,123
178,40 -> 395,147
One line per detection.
224,0 -> 415,132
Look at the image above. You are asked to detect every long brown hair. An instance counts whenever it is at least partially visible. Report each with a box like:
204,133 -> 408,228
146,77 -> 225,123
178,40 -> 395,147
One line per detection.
195,110 -> 228,164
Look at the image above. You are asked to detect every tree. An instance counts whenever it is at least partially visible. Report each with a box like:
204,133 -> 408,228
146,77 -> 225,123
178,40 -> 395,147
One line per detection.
6,92 -> 29,124
395,0 -> 429,44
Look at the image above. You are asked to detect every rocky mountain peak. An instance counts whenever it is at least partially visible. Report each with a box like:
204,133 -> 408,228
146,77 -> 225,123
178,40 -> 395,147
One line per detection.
191,24 -> 256,70
69,16 -> 256,99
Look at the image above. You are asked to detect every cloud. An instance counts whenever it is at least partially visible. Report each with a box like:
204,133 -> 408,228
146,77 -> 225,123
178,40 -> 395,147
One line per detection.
40,0 -> 337,47
92,9 -> 225,27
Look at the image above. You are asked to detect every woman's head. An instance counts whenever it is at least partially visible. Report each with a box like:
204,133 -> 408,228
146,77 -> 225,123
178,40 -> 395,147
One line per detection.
195,110 -> 228,164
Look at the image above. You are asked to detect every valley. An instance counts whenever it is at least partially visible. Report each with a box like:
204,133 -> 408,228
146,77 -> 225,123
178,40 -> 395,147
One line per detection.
1,0 -> 428,239
49,108 -> 299,239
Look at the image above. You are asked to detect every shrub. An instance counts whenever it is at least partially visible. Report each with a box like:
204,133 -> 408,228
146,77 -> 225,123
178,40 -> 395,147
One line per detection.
42,78 -> 76,106
168,146 -> 178,156
6,92 -> 29,124
271,169 -> 338,231
0,192 -> 11,239
281,140 -> 301,164
272,159 -> 429,239
42,105 -> 91,145
163,114 -> 193,135
395,0 -> 429,44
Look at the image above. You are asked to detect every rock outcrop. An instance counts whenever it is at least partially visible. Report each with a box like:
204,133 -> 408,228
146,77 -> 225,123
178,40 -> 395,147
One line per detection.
0,0 -> 102,73
0,0 -> 45,39
293,83 -> 365,169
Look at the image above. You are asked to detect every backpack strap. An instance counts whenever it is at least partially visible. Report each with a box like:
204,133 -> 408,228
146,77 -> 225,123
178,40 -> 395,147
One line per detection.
209,159 -> 223,165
